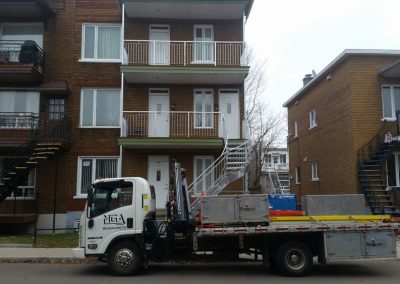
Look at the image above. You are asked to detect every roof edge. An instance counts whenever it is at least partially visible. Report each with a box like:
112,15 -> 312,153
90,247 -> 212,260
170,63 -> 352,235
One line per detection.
283,49 -> 400,108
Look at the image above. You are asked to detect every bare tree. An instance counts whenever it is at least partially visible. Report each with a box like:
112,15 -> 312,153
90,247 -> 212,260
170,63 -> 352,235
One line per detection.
244,49 -> 286,191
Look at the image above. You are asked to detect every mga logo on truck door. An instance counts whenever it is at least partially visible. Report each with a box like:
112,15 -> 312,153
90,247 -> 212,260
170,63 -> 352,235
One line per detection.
104,214 -> 125,225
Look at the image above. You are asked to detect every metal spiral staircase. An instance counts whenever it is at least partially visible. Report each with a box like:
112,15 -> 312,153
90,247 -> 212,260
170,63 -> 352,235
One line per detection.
0,115 -> 71,203
357,123 -> 399,215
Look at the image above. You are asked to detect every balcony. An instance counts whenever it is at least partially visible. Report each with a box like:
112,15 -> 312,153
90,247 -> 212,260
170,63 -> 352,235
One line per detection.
0,40 -> 45,83
0,192 -> 37,224
120,0 -> 253,20
121,40 -> 249,84
0,112 -> 39,147
0,0 -> 55,20
119,111 -> 225,149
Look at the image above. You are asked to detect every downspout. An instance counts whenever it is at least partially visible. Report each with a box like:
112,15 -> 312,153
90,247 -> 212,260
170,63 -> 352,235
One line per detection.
119,3 -> 125,177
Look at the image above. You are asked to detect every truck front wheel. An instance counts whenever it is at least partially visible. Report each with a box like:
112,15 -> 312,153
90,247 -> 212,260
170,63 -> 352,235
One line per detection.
275,241 -> 312,276
108,241 -> 142,276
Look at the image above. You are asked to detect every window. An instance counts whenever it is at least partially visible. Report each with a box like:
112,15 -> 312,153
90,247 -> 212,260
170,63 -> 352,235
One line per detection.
273,156 -> 278,164
266,154 -> 272,167
382,86 -> 400,119
76,157 -> 119,196
48,98 -> 65,120
295,166 -> 300,184
294,120 -> 298,137
1,23 -> 43,48
311,161 -> 319,181
309,109 -> 317,128
193,25 -> 214,63
0,91 -> 39,129
81,24 -> 121,61
80,89 -> 121,127
194,156 -> 214,194
194,89 -> 213,128
280,154 -> 286,164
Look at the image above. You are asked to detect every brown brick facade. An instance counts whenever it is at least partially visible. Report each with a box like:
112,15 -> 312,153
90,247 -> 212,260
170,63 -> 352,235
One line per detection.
286,54 -> 400,205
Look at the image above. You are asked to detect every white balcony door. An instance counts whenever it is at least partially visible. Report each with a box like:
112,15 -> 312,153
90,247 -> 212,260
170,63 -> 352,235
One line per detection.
219,90 -> 240,139
149,25 -> 170,65
149,89 -> 169,137
193,25 -> 214,63
148,156 -> 169,209
194,89 -> 213,128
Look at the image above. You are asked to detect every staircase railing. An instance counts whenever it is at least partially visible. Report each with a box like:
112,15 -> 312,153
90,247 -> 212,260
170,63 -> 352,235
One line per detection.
187,115 -> 228,196
0,115 -> 71,202
356,121 -> 388,164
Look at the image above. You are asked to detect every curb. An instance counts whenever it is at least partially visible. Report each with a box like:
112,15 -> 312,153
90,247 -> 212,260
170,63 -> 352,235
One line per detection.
0,258 -> 98,264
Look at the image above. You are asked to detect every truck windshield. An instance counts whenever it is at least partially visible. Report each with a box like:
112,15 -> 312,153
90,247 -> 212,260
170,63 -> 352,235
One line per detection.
91,181 -> 133,218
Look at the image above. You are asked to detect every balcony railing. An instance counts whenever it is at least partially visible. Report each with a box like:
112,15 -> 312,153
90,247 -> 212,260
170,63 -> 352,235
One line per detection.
0,40 -> 44,70
0,112 -> 39,129
124,40 -> 245,66
122,111 -> 223,138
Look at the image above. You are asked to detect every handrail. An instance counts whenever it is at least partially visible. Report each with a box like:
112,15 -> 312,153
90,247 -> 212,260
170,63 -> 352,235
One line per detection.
0,40 -> 45,69
356,121 -> 387,163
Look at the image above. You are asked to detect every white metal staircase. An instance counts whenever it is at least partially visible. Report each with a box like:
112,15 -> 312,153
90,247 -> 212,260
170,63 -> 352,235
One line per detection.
187,138 -> 251,213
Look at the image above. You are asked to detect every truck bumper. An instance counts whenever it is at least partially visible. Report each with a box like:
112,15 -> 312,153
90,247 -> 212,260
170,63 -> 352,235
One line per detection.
72,248 -> 85,259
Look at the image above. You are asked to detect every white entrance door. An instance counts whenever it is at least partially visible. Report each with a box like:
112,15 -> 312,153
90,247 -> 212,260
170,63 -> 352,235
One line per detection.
193,25 -> 214,63
219,90 -> 240,139
148,156 -> 169,209
149,89 -> 169,137
149,25 -> 170,65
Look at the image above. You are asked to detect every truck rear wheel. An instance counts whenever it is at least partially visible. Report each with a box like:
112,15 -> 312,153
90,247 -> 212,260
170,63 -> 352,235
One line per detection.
275,241 -> 312,276
107,241 -> 142,276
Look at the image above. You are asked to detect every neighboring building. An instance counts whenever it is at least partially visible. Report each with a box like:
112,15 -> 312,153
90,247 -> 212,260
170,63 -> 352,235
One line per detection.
284,49 -> 400,214
261,148 -> 289,194
0,0 -> 253,232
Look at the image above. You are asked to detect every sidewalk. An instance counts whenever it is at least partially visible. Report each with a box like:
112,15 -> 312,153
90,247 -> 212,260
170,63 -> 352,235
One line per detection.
0,245 -> 399,263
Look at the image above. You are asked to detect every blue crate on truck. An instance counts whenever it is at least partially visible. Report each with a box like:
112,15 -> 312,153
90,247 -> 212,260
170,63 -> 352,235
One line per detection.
268,194 -> 297,210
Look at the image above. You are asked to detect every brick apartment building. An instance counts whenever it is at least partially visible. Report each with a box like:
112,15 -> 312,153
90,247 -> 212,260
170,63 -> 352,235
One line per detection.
0,0 -> 253,232
284,49 -> 400,214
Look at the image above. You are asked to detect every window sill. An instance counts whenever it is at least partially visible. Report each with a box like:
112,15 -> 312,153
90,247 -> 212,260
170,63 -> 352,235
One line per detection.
79,59 -> 122,64
74,195 -> 87,199
382,118 -> 396,122
79,126 -> 121,129
295,182 -> 301,185
308,125 -> 317,130
311,178 -> 320,182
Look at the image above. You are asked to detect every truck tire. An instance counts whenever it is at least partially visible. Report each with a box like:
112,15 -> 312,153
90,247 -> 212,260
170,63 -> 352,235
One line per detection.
275,241 -> 312,276
107,241 -> 142,276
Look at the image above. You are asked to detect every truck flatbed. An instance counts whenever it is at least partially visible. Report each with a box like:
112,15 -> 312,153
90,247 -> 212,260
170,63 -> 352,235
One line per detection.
195,215 -> 400,236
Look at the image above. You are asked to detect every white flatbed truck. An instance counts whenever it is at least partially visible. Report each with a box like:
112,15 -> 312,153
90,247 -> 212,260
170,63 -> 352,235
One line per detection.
73,164 -> 399,276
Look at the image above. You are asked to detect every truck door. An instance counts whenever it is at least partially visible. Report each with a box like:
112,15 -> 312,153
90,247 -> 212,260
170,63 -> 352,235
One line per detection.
85,180 -> 135,254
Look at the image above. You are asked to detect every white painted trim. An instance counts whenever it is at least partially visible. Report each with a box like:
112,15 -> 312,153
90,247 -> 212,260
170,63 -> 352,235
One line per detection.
219,89 -> 240,138
283,49 -> 400,107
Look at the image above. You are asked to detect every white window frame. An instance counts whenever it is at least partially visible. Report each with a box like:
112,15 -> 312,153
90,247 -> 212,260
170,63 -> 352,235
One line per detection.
80,23 -> 122,63
311,161 -> 319,181
80,88 -> 121,128
381,85 -> 400,121
193,155 -> 214,194
193,25 -> 214,64
309,109 -> 317,129
295,166 -> 300,184
75,156 -> 120,198
194,89 -> 214,129
294,120 -> 298,137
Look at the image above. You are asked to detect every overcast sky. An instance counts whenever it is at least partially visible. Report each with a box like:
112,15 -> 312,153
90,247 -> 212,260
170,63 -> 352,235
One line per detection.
245,0 -> 400,114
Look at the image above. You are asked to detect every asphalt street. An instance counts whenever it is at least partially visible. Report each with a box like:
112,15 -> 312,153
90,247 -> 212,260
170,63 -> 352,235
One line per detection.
1,260 -> 399,284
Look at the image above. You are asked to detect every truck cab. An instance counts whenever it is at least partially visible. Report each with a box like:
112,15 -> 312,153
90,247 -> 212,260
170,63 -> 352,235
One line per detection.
75,177 -> 155,260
